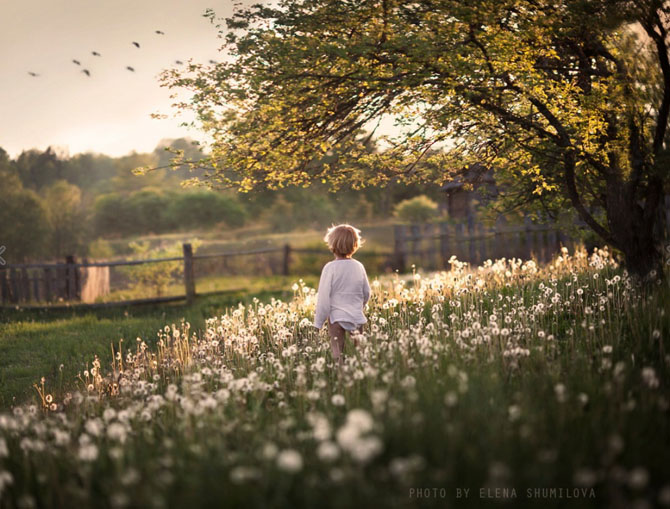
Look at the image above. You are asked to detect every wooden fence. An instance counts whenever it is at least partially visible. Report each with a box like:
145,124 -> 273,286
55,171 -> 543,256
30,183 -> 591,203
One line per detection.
2,197 -> 668,309
392,219 -> 574,273
0,244 -> 391,308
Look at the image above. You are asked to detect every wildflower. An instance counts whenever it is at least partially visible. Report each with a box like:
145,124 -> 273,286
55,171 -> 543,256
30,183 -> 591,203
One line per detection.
307,412 -> 332,441
348,436 -> 383,464
0,471 -> 13,494
389,455 -> 425,479
317,441 -> 340,462
78,443 -> 98,462
628,467 -> 649,490
554,383 -> 566,403
508,405 -> 521,422
276,449 -> 303,473
642,367 -> 659,388
230,466 -> 262,484
103,408 -> 117,422
573,468 -> 597,487
331,394 -> 345,406
346,410 -> 374,434
84,418 -> 104,437
261,442 -> 278,460
107,422 -> 128,443
444,391 -> 458,407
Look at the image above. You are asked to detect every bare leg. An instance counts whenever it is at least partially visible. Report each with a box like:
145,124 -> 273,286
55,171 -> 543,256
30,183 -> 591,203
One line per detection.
328,321 -> 346,367
352,325 -> 363,348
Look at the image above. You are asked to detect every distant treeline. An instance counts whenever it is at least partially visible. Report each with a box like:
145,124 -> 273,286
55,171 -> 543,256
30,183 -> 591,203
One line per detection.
0,139 -> 444,263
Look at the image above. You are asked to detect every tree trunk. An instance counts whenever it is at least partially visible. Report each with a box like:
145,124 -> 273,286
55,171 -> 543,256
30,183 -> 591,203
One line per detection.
605,178 -> 665,279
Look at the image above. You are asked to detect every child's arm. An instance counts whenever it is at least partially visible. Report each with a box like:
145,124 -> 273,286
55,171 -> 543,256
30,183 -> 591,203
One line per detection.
313,264 -> 333,329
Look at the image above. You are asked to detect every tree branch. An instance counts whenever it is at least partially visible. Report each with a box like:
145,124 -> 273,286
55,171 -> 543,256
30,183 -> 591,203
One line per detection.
563,149 -> 616,246
642,9 -> 670,154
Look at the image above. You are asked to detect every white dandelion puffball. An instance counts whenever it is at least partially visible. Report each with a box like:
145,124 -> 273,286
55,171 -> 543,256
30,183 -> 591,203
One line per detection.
276,449 -> 303,473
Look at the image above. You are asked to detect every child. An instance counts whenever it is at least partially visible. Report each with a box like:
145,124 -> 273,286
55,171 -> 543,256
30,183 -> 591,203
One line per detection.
313,224 -> 371,366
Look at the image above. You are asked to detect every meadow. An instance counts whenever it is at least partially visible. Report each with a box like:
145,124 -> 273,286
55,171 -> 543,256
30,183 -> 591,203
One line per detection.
0,247 -> 669,508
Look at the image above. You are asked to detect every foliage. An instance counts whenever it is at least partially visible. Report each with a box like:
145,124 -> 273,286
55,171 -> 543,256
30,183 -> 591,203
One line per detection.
393,195 -> 439,223
159,0 -> 670,275
0,173 -> 49,262
87,239 -> 115,259
126,189 -> 174,234
0,248 -> 668,507
167,191 -> 248,230
265,191 -> 337,232
42,180 -> 88,258
119,240 -> 201,298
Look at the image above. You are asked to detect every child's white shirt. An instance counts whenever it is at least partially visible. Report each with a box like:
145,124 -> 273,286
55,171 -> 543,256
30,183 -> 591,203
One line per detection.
313,258 -> 371,330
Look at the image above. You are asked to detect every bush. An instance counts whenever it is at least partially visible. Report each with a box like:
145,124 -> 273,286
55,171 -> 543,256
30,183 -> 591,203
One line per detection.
168,191 -> 247,230
93,193 -> 135,237
0,176 -> 49,262
393,195 -> 439,223
266,191 -> 337,232
126,189 -> 173,234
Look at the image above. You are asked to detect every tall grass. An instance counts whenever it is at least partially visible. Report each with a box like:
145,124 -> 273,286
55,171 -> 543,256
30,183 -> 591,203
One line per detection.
0,247 -> 668,508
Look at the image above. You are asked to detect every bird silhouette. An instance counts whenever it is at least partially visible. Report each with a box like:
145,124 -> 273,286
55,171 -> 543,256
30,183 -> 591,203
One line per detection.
82,69 -> 91,77
132,42 -> 140,48
28,72 -> 40,77
155,30 -> 164,35
92,51 -> 101,57
209,59 -> 217,64
175,60 -> 183,65
72,59 -> 81,65
126,66 -> 135,72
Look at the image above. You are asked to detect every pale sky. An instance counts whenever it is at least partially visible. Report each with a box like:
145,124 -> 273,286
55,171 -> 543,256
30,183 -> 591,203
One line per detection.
0,0 -> 244,158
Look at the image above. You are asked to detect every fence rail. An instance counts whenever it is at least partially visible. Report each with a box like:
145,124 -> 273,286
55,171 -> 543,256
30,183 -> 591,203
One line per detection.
0,243 -> 395,308
3,202 -> 668,309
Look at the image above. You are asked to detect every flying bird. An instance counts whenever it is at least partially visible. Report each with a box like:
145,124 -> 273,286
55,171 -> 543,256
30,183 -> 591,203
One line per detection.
92,51 -> 101,57
82,69 -> 91,77
126,66 -> 135,72
155,30 -> 164,35
209,59 -> 217,64
132,41 -> 140,48
175,60 -> 183,65
28,71 -> 39,77
72,59 -> 81,65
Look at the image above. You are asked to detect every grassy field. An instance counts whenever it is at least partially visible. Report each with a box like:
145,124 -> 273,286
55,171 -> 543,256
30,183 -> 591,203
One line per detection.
0,248 -> 668,508
0,284 -> 305,408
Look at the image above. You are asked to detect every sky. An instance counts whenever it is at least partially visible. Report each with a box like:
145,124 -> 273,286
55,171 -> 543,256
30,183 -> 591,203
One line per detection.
0,0 -> 244,158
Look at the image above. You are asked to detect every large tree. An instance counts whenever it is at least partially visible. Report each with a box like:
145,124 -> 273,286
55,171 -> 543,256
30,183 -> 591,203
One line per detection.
158,0 -> 670,277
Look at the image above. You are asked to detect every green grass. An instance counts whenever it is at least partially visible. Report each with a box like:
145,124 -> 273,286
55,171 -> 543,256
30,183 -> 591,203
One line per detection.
0,249 -> 669,508
0,287 -> 298,408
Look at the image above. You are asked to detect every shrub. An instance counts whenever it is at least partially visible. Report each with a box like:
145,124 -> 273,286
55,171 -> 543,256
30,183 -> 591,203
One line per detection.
393,195 -> 439,223
168,191 -> 247,230
126,189 -> 173,234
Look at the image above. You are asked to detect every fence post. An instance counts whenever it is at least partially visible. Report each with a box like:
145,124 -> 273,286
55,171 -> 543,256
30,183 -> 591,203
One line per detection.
9,268 -> 20,303
43,267 -> 52,303
0,269 -> 7,304
439,222 -> 450,270
65,255 -> 81,301
282,244 -> 291,276
20,268 -> 30,302
424,223 -> 436,270
393,225 -> 406,273
183,243 -> 196,304
467,220 -> 475,264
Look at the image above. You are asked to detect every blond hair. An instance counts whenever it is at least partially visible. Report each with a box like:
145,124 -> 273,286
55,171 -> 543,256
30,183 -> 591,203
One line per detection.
324,224 -> 363,257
